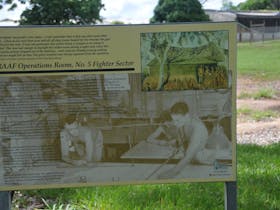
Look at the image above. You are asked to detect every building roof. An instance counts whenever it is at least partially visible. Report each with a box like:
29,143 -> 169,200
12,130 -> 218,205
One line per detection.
205,10 -> 280,22
205,10 -> 236,22
236,11 -> 280,19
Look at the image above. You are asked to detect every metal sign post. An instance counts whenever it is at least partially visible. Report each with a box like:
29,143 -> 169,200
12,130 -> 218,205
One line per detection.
0,191 -> 12,210
224,181 -> 237,210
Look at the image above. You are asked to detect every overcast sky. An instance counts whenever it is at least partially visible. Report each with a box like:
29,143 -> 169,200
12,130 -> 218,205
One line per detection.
0,0 -> 246,26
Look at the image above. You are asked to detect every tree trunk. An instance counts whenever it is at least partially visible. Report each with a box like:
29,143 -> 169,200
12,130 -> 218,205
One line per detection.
160,62 -> 171,90
157,61 -> 165,90
156,46 -> 169,90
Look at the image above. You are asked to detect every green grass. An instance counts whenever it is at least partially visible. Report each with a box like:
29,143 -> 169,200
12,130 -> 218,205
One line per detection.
238,91 -> 253,99
252,110 -> 279,121
237,144 -> 280,209
237,40 -> 280,80
237,107 -> 252,115
238,88 -> 277,99
14,144 -> 280,210
253,88 -> 277,99
237,107 -> 279,121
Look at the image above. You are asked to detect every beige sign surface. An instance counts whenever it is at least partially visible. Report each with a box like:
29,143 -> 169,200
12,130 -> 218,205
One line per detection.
0,22 -> 237,190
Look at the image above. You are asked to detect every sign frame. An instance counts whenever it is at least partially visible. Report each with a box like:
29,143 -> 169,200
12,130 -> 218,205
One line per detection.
0,22 -> 237,191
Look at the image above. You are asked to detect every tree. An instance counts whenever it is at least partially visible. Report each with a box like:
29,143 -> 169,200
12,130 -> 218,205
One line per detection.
221,0 -> 238,11
198,0 -> 208,5
150,0 -> 209,23
0,0 -> 21,10
142,32 -> 184,89
239,0 -> 280,10
0,0 -> 104,25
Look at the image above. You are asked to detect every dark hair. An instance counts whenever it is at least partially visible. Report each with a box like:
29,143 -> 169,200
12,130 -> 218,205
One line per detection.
170,102 -> 189,115
64,114 -> 77,125
158,110 -> 172,123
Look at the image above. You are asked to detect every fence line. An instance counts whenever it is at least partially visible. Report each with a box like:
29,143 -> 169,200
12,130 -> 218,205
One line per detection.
237,23 -> 280,42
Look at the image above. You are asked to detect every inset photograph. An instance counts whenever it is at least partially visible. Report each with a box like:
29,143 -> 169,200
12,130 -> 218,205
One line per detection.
140,31 -> 230,91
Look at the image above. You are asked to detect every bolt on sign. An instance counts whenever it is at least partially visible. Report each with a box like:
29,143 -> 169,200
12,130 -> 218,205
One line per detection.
0,22 -> 237,190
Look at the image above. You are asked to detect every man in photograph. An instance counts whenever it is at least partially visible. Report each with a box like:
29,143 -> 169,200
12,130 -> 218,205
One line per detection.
158,102 -> 216,178
60,115 -> 103,166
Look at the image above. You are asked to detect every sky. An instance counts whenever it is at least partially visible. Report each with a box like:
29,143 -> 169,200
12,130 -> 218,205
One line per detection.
0,0 -> 246,26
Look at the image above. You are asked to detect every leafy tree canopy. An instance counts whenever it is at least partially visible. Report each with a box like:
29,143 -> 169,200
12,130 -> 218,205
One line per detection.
150,0 -> 209,23
239,0 -> 280,10
221,0 -> 238,11
0,0 -> 104,25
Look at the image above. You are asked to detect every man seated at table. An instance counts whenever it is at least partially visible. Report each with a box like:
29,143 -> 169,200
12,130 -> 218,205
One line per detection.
60,114 -> 103,166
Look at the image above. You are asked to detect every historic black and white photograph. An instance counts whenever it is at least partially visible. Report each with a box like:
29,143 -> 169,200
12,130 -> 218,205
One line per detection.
0,73 -> 233,187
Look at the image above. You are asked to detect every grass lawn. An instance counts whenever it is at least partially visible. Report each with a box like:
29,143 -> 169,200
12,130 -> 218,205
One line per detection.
237,40 -> 280,80
15,144 -> 280,210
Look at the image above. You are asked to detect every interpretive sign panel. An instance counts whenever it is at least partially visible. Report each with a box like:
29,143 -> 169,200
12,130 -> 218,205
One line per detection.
0,22 -> 237,190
